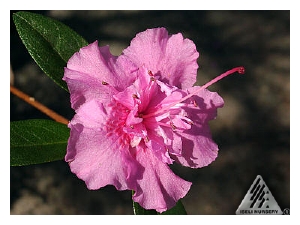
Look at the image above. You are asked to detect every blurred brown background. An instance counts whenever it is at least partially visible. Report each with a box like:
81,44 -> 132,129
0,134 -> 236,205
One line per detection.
10,10 -> 290,214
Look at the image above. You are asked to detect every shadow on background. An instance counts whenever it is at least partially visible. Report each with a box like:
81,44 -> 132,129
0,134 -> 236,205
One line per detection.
10,10 -> 290,214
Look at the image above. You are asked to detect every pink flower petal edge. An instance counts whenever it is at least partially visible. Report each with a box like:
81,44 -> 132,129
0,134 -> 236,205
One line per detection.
123,27 -> 199,89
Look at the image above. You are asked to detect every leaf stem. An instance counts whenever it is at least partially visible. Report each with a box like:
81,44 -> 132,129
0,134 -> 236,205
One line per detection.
10,84 -> 69,125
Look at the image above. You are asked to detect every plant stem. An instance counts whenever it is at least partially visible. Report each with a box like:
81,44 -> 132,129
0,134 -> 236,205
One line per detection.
10,84 -> 69,125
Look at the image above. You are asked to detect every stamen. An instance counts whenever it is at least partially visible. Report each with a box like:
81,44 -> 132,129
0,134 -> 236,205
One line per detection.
179,66 -> 245,103
193,99 -> 198,107
187,120 -> 194,125
132,94 -> 139,99
170,122 -> 177,130
102,81 -> 108,85
144,136 -> 149,143
143,66 -> 245,119
165,146 -> 170,153
148,70 -> 154,76
183,116 -> 194,125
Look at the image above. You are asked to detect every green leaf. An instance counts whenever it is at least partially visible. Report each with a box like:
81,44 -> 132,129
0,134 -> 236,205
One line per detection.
13,11 -> 88,91
10,119 -> 70,166
133,200 -> 158,215
160,200 -> 187,215
132,191 -> 187,215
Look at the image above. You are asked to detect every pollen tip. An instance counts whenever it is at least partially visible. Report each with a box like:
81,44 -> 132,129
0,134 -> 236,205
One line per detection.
132,94 -> 139,99
148,70 -> 154,76
238,66 -> 245,75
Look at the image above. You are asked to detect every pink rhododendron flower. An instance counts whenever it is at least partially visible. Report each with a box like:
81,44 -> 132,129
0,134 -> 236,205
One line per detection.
63,27 -> 244,213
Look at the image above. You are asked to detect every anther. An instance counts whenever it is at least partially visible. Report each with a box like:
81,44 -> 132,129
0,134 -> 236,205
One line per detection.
144,136 -> 149,143
165,146 -> 170,152
187,120 -> 194,125
148,70 -> 154,76
132,94 -> 139,99
130,125 -> 134,129
193,100 -> 198,107
170,122 -> 177,130
102,81 -> 108,85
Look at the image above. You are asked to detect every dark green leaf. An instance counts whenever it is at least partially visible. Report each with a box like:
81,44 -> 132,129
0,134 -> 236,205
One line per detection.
132,191 -> 187,215
13,11 -> 88,91
10,119 -> 69,166
160,200 -> 187,215
133,199 -> 158,215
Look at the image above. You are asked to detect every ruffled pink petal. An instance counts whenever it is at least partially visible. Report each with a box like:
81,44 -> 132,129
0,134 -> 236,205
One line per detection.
66,100 -> 141,190
65,99 -> 106,161
187,87 -> 225,124
173,123 -> 219,168
132,146 -> 192,213
63,68 -> 117,110
146,131 -> 174,164
113,84 -> 136,110
172,89 -> 224,168
122,28 -> 199,89
63,41 -> 138,110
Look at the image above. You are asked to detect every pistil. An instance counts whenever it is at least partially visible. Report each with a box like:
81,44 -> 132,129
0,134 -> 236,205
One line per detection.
142,66 -> 245,119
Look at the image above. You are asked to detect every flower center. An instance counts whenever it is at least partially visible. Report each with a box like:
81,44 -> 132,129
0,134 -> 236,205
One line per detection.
105,101 -> 132,148
105,66 -> 245,151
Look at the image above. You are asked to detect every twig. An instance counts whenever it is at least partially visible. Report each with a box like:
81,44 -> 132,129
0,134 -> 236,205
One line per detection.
10,84 -> 69,125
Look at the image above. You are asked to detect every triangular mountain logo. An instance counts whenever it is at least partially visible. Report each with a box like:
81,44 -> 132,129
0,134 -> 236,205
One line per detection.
236,175 -> 283,215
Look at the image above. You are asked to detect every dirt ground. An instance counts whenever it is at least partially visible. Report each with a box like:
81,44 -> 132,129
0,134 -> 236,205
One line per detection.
10,10 -> 290,215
